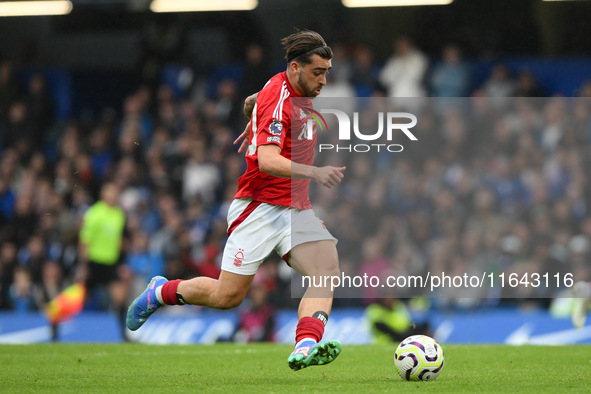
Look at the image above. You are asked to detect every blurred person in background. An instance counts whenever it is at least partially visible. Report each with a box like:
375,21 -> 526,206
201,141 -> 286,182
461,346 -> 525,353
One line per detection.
24,73 -> 53,148
17,233 -> 47,287
0,60 -> 21,135
571,279 -> 591,329
35,259 -> 64,310
232,271 -> 276,343
429,43 -> 471,98
241,43 -> 270,100
0,175 -> 15,222
8,266 -> 36,312
365,295 -> 431,344
6,100 -> 36,160
578,80 -> 591,97
77,182 -> 130,338
479,63 -> 515,109
514,69 -> 545,97
0,241 -> 18,309
378,36 -> 428,108
127,230 -> 164,305
350,45 -> 381,97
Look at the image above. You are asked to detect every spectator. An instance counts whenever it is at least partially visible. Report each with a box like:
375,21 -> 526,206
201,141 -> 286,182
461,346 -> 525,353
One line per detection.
515,69 -> 545,97
6,101 -> 36,160
378,36 -> 428,105
0,242 -> 18,309
0,60 -> 21,131
241,43 -> 270,99
119,91 -> 153,145
232,272 -> 276,343
8,193 -> 38,247
350,45 -> 381,97
89,125 -> 115,180
17,234 -> 47,285
127,230 -> 164,284
182,138 -> 220,205
150,209 -> 184,269
24,73 -> 54,146
480,63 -> 515,109
578,80 -> 591,97
208,78 -> 244,132
539,97 -> 568,153
34,260 -> 64,311
321,43 -> 356,102
0,175 -> 15,222
429,44 -> 471,98
127,230 -> 165,304
8,266 -> 37,312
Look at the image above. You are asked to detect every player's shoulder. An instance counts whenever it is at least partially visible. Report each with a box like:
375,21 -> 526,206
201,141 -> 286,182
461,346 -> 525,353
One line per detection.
263,72 -> 286,90
258,72 -> 290,103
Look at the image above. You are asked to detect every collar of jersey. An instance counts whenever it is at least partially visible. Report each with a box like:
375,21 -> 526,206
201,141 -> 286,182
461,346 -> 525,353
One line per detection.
281,71 -> 304,98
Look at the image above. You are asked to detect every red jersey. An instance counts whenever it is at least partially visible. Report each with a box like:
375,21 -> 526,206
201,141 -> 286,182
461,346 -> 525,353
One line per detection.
235,72 -> 317,209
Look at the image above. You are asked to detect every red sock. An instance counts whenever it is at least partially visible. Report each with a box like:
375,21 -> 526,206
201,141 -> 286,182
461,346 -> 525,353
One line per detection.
295,316 -> 325,344
160,279 -> 185,305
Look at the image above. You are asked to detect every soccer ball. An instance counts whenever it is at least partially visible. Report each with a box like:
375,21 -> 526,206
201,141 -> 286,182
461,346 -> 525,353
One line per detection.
394,335 -> 444,381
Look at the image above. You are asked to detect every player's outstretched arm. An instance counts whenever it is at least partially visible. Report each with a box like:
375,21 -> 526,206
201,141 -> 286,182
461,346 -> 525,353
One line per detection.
258,144 -> 345,188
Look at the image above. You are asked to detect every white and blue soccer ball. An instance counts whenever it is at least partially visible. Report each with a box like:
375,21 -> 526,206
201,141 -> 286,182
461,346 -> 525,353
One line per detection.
394,335 -> 444,381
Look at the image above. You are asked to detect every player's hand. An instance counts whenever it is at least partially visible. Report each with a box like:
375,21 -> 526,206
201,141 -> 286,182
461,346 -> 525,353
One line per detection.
234,121 -> 251,154
312,166 -> 346,188
243,92 -> 258,118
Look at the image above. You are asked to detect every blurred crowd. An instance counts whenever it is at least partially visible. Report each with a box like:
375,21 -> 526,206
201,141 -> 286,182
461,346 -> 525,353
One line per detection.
314,94 -> 591,309
0,35 -> 590,322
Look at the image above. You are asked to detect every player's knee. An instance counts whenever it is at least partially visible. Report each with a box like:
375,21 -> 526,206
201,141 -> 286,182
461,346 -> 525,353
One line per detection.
320,259 -> 340,278
303,261 -> 340,279
216,292 -> 245,310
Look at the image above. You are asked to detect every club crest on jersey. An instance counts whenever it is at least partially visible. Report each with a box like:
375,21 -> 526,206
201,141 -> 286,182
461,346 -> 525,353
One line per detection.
234,249 -> 245,267
269,119 -> 283,135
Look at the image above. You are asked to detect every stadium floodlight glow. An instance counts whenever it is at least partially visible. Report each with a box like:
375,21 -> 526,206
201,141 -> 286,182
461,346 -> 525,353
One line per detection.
342,0 -> 453,7
0,0 -> 73,17
150,0 -> 257,13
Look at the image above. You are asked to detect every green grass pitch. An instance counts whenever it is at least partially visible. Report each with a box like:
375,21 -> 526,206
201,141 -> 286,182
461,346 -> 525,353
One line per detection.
0,343 -> 588,392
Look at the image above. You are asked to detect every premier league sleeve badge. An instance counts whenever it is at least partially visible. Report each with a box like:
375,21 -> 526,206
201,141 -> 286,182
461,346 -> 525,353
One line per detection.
269,119 -> 283,136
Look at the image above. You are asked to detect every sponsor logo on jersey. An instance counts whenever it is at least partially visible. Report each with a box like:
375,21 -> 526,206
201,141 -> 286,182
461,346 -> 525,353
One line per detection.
267,136 -> 281,144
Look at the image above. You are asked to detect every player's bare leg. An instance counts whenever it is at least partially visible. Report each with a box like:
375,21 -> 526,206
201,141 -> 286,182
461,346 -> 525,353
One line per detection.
291,241 -> 338,318
176,271 -> 254,309
286,240 -> 342,371
126,271 -> 254,331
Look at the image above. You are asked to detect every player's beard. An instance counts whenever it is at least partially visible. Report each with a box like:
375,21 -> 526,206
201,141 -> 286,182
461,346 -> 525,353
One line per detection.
297,71 -> 322,98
